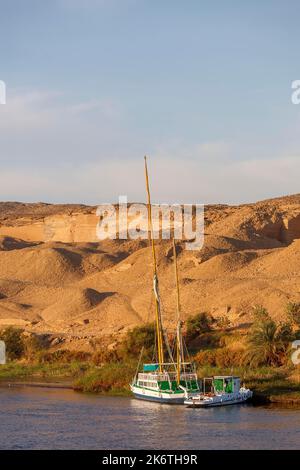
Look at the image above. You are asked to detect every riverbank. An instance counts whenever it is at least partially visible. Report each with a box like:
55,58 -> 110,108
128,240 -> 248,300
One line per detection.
0,360 -> 134,395
0,361 -> 88,381
0,380 -> 73,389
1,361 -> 300,405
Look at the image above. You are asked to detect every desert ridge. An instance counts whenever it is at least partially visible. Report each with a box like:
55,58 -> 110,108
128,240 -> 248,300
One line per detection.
0,194 -> 299,350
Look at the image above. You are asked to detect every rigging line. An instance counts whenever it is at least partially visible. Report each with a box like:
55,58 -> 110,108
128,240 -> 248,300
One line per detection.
173,238 -> 184,384
133,347 -> 144,385
152,332 -> 157,363
158,295 -> 176,365
146,289 -> 154,325
144,156 -> 164,368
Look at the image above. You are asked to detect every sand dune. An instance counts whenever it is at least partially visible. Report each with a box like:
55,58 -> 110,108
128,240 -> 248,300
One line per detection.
0,195 -> 299,346
0,235 -> 39,251
41,287 -> 110,322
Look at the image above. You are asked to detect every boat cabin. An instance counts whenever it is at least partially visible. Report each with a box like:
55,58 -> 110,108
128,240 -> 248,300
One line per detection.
203,376 -> 241,394
136,362 -> 199,393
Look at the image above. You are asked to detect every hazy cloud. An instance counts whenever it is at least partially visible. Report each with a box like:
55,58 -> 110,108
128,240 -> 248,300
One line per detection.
0,89 -> 299,205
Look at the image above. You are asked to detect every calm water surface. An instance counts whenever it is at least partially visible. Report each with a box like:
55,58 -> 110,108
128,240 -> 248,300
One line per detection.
0,387 -> 299,449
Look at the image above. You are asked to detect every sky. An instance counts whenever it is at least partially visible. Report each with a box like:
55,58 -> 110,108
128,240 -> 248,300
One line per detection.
0,0 -> 300,205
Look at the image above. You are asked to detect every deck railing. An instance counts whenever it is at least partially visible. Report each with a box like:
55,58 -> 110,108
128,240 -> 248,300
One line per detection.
138,372 -> 197,382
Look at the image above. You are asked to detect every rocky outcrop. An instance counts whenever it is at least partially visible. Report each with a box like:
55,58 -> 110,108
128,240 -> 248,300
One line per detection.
1,195 -> 300,245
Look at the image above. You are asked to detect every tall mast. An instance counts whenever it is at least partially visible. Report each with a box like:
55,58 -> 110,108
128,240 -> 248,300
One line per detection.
144,156 -> 164,370
173,238 -> 184,384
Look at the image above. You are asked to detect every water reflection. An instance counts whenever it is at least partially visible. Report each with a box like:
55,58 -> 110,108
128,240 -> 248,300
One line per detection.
0,387 -> 299,449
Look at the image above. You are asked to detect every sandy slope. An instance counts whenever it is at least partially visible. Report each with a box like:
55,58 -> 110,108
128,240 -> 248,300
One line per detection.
0,195 -> 299,348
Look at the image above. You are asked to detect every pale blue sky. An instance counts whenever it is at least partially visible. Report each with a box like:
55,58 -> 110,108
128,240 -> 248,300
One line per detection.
0,0 -> 299,204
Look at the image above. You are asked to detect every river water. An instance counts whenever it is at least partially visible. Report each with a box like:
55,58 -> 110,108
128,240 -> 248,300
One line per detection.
0,386 -> 299,449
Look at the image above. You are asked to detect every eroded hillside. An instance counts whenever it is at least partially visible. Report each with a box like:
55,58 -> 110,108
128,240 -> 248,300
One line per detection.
0,194 -> 299,350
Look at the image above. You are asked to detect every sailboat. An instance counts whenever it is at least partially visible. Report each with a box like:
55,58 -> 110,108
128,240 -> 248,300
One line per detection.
130,157 -> 200,404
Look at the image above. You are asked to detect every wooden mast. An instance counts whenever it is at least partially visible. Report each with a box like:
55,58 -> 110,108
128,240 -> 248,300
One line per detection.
144,156 -> 164,370
173,238 -> 183,384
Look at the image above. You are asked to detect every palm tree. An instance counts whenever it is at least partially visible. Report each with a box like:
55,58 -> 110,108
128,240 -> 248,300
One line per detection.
245,319 -> 293,367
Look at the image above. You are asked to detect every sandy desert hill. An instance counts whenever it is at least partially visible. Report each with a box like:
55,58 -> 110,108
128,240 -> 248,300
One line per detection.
0,194 -> 299,350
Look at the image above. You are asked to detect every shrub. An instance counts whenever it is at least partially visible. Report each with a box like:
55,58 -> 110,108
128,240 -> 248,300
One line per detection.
186,312 -> 214,343
216,316 -> 231,330
38,349 -> 91,364
0,327 -> 24,360
92,348 -> 120,365
74,361 -> 136,394
252,305 -> 270,321
286,302 -> 300,328
215,348 -> 244,367
23,335 -> 44,361
194,348 -> 244,367
119,323 -> 155,360
196,331 -> 221,349
193,349 -> 217,366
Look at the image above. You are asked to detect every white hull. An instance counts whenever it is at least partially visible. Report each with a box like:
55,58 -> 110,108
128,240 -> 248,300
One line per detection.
131,367 -> 200,405
185,388 -> 253,408
131,384 -> 187,404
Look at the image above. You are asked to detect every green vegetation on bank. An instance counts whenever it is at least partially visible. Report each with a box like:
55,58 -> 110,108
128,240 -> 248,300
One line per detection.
1,303 -> 300,403
1,360 -> 299,403
74,361 -> 136,396
0,361 -> 88,382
